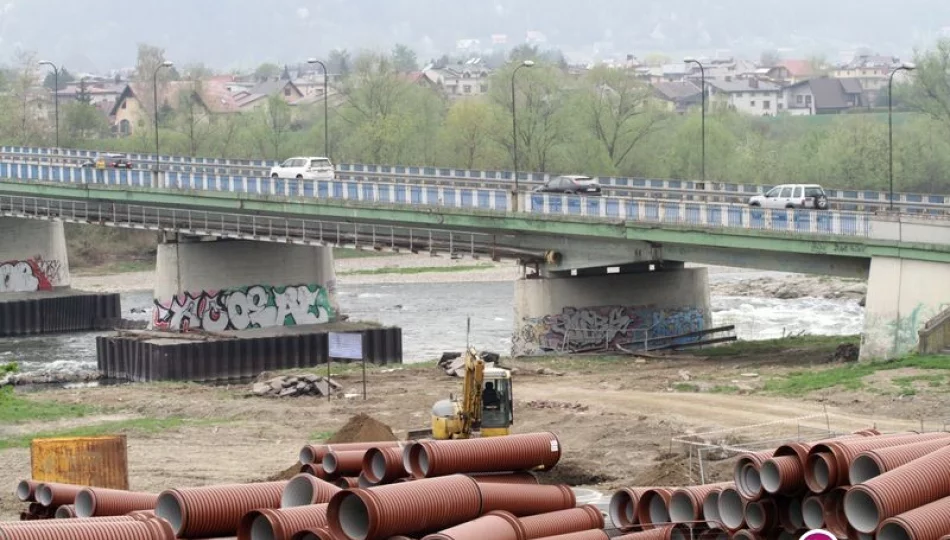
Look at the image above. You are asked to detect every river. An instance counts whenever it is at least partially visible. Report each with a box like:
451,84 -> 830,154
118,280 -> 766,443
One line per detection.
0,271 -> 864,374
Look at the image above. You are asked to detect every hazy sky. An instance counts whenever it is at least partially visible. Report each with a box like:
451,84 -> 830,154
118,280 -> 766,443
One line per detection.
5,0 -> 949,71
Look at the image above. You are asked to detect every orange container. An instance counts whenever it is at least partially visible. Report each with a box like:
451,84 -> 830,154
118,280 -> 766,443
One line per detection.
30,435 -> 129,490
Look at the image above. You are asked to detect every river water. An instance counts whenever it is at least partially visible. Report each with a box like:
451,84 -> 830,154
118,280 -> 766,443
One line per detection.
1,273 -> 865,374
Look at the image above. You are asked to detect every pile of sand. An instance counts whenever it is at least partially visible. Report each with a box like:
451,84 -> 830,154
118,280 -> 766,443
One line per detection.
326,413 -> 398,444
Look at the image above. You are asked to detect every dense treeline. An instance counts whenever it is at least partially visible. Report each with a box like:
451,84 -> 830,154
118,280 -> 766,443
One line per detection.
3,42 -> 950,193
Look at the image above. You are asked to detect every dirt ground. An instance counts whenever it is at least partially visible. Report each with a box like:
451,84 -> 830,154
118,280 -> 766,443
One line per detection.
0,346 -> 941,520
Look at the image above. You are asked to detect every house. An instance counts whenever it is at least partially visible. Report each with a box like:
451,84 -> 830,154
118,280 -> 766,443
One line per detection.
419,63 -> 492,99
783,77 -> 867,115
832,54 -> 900,104
232,78 -> 304,110
765,60 -> 815,84
652,81 -> 703,113
55,81 -> 125,108
109,80 -> 239,135
706,78 -> 784,116
702,58 -> 759,81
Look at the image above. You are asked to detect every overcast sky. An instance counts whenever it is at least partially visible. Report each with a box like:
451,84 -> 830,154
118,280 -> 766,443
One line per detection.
4,0 -> 949,71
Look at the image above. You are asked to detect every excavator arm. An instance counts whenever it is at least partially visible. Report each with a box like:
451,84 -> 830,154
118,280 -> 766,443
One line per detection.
458,348 -> 485,438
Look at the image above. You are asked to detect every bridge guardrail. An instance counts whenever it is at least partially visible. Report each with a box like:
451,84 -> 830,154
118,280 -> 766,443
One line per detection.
0,163 -> 875,239
0,144 -> 947,214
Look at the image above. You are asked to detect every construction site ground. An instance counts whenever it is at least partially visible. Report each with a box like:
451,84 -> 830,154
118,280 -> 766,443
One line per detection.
2,335 -> 949,520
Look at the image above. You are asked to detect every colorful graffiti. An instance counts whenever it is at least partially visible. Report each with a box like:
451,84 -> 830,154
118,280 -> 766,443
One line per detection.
862,302 -> 948,359
0,259 -> 54,292
512,304 -> 706,356
152,283 -> 335,332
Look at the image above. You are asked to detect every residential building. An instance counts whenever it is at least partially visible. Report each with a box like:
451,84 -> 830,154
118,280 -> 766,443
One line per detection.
651,81 -> 703,113
702,57 -> 759,81
783,77 -> 867,115
54,81 -> 125,108
832,54 -> 900,104
706,78 -> 784,116
765,60 -> 816,84
232,77 -> 304,110
419,62 -> 492,99
109,80 -> 239,135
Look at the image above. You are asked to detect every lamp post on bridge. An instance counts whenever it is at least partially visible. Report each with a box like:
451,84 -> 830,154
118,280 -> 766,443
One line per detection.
888,62 -> 914,212
684,58 -> 706,187
307,58 -> 330,159
510,60 -> 534,211
38,61 -> 60,151
153,60 -> 174,172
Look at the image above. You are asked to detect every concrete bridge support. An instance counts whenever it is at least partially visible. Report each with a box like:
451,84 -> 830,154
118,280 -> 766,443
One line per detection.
0,217 -> 70,292
861,256 -> 950,360
151,236 -> 339,332
512,267 -> 711,356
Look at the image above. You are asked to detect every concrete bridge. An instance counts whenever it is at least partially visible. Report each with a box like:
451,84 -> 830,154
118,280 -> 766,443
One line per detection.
1,161 -> 949,361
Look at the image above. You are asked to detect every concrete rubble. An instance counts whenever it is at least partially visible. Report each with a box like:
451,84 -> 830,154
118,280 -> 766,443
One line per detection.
250,375 -> 342,398
437,350 -> 502,377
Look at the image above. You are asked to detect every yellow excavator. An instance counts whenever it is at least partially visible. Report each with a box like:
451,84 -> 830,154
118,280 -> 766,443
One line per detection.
408,347 -> 514,440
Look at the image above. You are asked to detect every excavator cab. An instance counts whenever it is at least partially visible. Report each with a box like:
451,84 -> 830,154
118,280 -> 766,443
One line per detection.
479,367 -> 513,437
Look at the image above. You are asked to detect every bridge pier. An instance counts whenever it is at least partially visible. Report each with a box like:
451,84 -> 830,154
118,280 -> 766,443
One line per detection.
861,256 -> 950,360
150,236 -> 339,332
0,218 -> 119,336
0,217 -> 70,292
512,266 -> 711,356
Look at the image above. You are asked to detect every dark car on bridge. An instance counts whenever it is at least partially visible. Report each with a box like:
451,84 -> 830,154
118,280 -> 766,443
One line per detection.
81,153 -> 134,169
533,175 -> 602,196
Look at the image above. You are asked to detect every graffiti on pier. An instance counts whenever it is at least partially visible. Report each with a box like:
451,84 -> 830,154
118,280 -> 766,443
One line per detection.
0,259 -> 54,292
152,283 -> 335,332
512,304 -> 705,356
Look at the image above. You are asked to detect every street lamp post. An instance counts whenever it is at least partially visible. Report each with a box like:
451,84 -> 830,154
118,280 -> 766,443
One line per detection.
510,60 -> 534,208
684,58 -> 706,186
888,63 -> 914,212
307,58 -> 330,158
153,61 -> 174,172
38,61 -> 60,150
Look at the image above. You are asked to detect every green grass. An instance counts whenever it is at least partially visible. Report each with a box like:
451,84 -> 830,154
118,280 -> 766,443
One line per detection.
764,355 -> 950,395
673,383 -> 700,393
701,335 -> 858,357
339,263 -> 494,276
709,385 -> 741,394
332,248 -> 398,259
1,362 -> 18,375
0,417 -> 199,450
73,260 -> 154,275
307,430 -> 335,442
0,388 -> 91,423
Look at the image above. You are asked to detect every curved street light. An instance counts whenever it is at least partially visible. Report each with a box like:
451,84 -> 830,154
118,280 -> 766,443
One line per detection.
307,58 -> 330,159
38,60 -> 60,150
511,60 -> 534,207
684,58 -> 706,185
153,60 -> 174,171
888,62 -> 914,212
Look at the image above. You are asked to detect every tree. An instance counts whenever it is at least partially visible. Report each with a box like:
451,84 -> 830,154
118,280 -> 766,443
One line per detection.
174,81 -> 212,156
43,67 -> 74,90
183,63 -> 214,80
76,78 -> 92,105
490,63 -> 571,172
509,44 -> 540,64
582,66 -> 665,170
903,39 -> 950,133
441,99 -> 496,168
9,50 -> 42,145
133,43 -> 175,122
328,49 -> 351,76
259,94 -> 292,159
392,44 -> 419,73
64,101 -> 108,140
254,63 -> 280,81
760,50 -> 781,67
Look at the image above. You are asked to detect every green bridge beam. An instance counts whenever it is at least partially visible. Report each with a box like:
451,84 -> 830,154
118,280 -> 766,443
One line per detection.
2,180 -> 949,264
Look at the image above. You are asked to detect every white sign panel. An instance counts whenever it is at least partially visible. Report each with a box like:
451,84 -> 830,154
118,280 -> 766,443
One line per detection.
329,332 -> 363,360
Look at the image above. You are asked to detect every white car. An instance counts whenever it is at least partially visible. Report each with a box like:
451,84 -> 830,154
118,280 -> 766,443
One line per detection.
269,157 -> 335,180
748,184 -> 829,210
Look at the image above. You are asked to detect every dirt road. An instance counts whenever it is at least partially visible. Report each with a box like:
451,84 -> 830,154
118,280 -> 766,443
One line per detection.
0,345 -> 939,521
